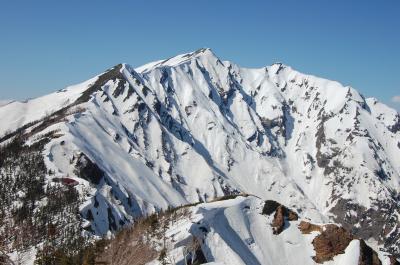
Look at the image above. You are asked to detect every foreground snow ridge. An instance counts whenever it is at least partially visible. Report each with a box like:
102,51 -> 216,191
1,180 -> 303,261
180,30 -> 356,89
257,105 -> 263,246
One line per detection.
0,48 -> 399,264
97,195 -> 393,265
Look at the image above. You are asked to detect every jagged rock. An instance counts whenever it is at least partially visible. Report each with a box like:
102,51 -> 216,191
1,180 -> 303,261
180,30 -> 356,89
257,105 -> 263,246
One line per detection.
299,221 -> 383,264
262,200 -> 298,234
359,239 -> 382,265
74,153 -> 104,185
272,206 -> 286,234
312,224 -> 353,263
298,221 -> 322,234
262,200 -> 281,215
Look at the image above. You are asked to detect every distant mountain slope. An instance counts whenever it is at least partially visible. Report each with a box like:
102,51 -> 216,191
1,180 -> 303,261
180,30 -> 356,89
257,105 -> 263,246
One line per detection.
0,48 -> 399,264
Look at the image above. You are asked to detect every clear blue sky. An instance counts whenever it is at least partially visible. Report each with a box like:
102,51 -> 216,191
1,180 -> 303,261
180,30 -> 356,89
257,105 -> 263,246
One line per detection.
0,0 -> 399,110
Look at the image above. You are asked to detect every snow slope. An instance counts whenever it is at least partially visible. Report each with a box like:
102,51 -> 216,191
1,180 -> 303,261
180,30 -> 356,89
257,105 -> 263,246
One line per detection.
0,77 -> 97,137
1,48 -> 399,262
145,196 -> 394,265
0,100 -> 12,107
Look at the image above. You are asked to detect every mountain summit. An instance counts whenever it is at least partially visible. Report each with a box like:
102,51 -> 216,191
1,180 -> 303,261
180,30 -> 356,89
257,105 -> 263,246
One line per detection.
1,49 -> 399,264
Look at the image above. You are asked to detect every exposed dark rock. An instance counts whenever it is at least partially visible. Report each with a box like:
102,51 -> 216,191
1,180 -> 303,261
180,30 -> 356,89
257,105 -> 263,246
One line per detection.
74,154 -> 104,185
123,86 -> 135,101
107,207 -> 117,231
112,79 -> 127,98
388,114 -> 400,134
315,114 -> 337,175
272,206 -> 286,234
298,221 -> 322,234
330,198 -> 400,258
75,64 -> 124,104
184,237 -> 207,265
86,209 -> 94,221
359,239 -> 382,265
271,205 -> 298,234
186,247 -> 207,265
141,85 -> 151,97
185,105 -> 193,116
262,200 -> 298,234
312,224 -> 353,263
262,200 -> 280,215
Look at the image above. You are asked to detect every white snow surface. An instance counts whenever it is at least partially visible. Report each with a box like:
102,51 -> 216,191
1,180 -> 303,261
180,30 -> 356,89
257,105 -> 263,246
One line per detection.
0,76 -> 98,137
0,99 -> 12,107
146,196 -> 394,265
1,48 -> 400,264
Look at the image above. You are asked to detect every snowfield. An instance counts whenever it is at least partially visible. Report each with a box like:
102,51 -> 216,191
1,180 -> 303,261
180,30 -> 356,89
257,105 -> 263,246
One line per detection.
145,196 -> 395,265
1,48 -> 399,264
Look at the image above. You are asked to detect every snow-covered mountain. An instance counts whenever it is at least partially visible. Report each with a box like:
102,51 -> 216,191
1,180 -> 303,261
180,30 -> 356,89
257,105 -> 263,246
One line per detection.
95,195 -> 395,265
0,48 -> 399,264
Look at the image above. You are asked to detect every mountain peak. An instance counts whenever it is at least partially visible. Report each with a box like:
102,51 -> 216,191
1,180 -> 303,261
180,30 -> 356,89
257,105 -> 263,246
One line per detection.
268,62 -> 288,74
135,47 -> 219,73
1,49 -> 400,263
191,47 -> 213,56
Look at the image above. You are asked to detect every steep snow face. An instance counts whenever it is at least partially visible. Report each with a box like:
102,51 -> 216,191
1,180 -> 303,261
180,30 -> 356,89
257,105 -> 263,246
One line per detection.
135,49 -> 400,254
145,196 -> 393,265
190,197 -> 316,265
1,49 -> 399,257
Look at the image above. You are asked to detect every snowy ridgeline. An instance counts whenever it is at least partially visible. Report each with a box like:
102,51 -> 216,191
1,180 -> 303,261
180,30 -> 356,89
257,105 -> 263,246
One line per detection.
97,195 -> 396,265
0,48 -> 399,264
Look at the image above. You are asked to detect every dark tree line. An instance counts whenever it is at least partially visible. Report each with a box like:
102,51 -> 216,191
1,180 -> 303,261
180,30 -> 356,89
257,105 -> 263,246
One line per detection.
0,133 -> 96,264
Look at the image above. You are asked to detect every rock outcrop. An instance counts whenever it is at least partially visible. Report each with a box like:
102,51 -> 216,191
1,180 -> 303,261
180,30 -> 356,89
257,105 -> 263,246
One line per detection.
262,200 -> 298,234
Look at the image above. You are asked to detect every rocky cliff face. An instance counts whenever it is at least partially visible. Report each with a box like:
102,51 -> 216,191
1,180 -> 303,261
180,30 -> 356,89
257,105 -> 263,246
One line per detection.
0,48 -> 399,263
